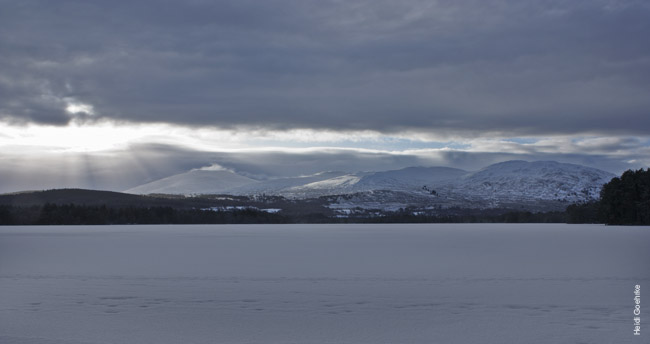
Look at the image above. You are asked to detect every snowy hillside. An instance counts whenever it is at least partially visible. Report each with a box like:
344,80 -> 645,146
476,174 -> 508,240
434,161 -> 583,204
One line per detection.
228,171 -> 350,196
284,173 -> 366,197
283,167 -> 468,198
125,169 -> 258,195
354,166 -> 468,192
454,160 -> 614,202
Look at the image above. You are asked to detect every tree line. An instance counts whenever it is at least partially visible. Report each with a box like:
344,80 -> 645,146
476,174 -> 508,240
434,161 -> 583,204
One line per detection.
566,168 -> 650,225
0,204 -> 288,225
0,203 -> 566,225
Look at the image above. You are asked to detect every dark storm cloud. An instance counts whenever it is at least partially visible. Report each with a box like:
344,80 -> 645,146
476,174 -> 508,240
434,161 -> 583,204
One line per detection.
1,0 -> 650,134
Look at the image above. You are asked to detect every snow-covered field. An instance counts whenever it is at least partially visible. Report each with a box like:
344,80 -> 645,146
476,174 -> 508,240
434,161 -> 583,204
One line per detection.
1,224 -> 648,344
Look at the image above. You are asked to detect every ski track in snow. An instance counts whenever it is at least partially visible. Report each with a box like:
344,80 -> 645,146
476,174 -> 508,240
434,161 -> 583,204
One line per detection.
1,224 -> 648,344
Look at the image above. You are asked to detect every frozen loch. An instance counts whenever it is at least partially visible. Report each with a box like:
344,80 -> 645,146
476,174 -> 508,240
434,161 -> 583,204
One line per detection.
1,224 -> 648,343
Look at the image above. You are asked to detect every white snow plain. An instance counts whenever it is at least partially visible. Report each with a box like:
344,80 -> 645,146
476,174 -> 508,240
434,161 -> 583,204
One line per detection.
1,224 -> 648,344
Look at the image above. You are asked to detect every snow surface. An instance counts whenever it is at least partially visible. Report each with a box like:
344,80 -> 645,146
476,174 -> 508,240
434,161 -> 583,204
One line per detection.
1,224 -> 648,344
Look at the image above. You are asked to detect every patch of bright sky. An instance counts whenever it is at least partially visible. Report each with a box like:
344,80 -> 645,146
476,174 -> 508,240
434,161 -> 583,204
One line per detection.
65,101 -> 95,116
2,121 -> 649,158
0,121 -> 474,153
0,121 -> 186,153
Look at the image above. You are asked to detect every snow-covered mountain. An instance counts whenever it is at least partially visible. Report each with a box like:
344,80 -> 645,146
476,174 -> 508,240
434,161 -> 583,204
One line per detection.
454,160 -> 613,202
319,161 -> 615,211
284,166 -> 468,197
355,166 -> 468,191
125,169 -> 258,195
125,160 -> 616,209
228,171 -> 350,196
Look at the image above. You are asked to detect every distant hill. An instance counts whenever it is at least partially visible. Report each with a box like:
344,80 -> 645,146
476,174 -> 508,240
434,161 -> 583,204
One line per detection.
124,160 -> 615,211
274,166 -> 468,198
455,160 -> 614,202
0,188 -> 207,209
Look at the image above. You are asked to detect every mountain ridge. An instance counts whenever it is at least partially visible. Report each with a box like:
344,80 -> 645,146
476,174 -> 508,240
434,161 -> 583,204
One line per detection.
123,160 -> 615,209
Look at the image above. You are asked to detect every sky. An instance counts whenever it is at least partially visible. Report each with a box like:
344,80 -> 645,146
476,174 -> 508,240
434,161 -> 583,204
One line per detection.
1,0 -> 649,193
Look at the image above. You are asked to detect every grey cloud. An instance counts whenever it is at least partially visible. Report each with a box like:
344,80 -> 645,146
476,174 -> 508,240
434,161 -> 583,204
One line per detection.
209,149 -> 433,179
1,0 -> 650,134
572,137 -> 649,154
0,74 -> 71,125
